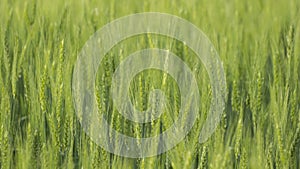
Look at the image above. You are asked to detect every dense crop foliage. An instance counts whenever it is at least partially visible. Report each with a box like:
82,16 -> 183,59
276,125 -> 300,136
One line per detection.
0,0 -> 299,168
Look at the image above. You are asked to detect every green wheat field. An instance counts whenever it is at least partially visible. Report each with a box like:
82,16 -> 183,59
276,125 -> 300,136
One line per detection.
0,0 -> 299,168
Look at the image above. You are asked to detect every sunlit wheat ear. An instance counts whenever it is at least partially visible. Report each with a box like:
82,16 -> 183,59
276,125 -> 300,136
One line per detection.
39,60 -> 48,115
66,140 -> 74,169
289,124 -> 300,168
272,50 -> 280,86
232,80 -> 240,113
48,113 -> 59,166
251,70 -> 264,131
100,146 -> 109,169
26,123 -> 34,167
270,86 -> 286,168
41,143 -> 49,168
95,77 -> 109,167
11,36 -> 19,98
265,143 -> 274,169
0,84 -> 11,169
198,145 -> 208,169
56,39 -> 65,114
234,102 -> 243,162
1,128 -> 10,169
20,51 -> 30,103
286,25 -> 295,60
240,147 -> 248,169
92,145 -> 101,168
3,14 -> 12,86
290,89 -> 297,127
132,75 -> 144,151
29,129 -> 41,168
62,114 -> 70,154
256,71 -> 263,112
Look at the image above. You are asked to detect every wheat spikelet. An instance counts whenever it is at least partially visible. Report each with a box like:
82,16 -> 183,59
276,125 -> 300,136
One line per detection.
66,140 -> 74,169
240,147 -> 248,169
100,147 -> 109,169
31,130 -> 41,168
232,80 -> 240,113
41,143 -> 49,169
286,25 -> 295,60
39,61 -> 48,115
273,52 -> 279,86
235,102 -> 243,162
256,71 -> 263,112
1,128 -> 9,169
0,80 -> 11,168
62,114 -> 70,155
265,143 -> 274,169
55,39 -> 65,124
270,86 -> 286,168
11,36 -> 19,98
92,145 -> 101,169
3,14 -> 12,86
48,112 -> 60,167
198,145 -> 208,169
289,112 -> 300,168
275,151 -> 281,169
26,123 -> 34,168
22,60 -> 30,103
290,89 -> 297,127
51,39 -> 65,163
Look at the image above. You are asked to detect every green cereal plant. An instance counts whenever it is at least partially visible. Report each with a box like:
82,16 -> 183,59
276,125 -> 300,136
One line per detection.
0,0 -> 299,168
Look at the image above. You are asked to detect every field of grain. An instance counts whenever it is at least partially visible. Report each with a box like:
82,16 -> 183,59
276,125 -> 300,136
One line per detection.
0,0 -> 299,168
